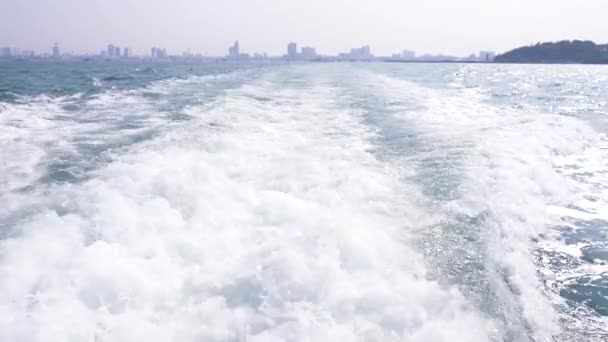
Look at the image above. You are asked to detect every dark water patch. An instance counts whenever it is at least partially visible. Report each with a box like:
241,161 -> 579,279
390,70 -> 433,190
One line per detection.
44,169 -> 79,183
51,87 -> 77,97
167,112 -> 192,122
560,275 -> 608,316
566,204 -> 596,214
0,91 -> 19,103
61,103 -> 83,112
557,219 -> 608,245
102,74 -> 135,82
80,87 -> 103,99
136,66 -> 163,76
37,159 -> 86,185
140,91 -> 164,100
582,246 -> 608,263
249,95 -> 273,102
540,218 -> 608,323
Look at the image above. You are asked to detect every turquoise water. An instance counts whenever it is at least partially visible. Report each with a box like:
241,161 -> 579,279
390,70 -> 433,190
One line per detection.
1,60 -> 607,341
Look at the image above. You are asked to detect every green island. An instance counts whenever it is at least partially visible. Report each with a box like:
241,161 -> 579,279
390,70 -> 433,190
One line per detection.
495,40 -> 608,64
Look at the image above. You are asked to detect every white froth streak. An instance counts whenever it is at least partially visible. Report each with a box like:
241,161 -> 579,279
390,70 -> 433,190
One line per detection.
0,97 -> 80,226
0,98 -> 71,194
0,73 -> 238,229
367,72 -> 600,341
1,69 -> 496,341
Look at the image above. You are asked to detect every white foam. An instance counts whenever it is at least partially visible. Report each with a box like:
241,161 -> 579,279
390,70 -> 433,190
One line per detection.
0,69 -> 497,341
364,71 -> 601,341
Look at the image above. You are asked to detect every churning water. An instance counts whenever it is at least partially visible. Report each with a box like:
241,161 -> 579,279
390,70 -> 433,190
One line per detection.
1,60 -> 607,341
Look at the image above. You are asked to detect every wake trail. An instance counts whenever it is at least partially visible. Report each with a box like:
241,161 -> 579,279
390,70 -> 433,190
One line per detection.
1,67 -> 495,342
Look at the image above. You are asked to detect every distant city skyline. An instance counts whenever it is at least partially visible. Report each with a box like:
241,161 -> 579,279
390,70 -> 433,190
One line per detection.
0,38 -> 605,60
1,40 -> 491,59
1,40 -> 499,62
1,0 -> 607,56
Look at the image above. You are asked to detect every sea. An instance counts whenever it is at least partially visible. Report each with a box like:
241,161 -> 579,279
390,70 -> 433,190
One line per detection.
1,60 -> 607,342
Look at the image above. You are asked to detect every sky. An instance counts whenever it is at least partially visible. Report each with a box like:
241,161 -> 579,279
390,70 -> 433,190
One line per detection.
1,0 -> 607,57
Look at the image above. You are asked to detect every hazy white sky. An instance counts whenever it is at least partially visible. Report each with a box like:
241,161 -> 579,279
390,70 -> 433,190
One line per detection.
1,0 -> 607,56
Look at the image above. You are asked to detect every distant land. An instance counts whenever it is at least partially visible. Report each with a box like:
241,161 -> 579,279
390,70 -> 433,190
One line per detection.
494,40 -> 608,64
3,40 -> 608,64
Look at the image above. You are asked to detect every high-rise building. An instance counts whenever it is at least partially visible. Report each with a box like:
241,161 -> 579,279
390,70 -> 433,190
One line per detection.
228,41 -> 240,58
123,48 -> 130,58
340,45 -> 372,60
150,47 -> 167,58
0,47 -> 11,57
301,46 -> 316,60
287,42 -> 297,59
107,44 -> 115,57
402,50 -> 415,59
52,43 -> 60,58
354,45 -> 371,58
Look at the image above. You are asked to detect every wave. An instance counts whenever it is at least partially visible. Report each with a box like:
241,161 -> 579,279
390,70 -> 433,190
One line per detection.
0,68 -> 499,342
359,69 -> 606,341
1,63 -> 606,341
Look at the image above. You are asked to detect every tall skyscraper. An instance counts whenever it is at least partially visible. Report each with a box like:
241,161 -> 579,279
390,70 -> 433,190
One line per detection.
287,42 -> 297,59
52,43 -> 60,58
123,48 -> 130,58
151,47 -> 157,58
228,41 -> 240,58
107,44 -> 115,57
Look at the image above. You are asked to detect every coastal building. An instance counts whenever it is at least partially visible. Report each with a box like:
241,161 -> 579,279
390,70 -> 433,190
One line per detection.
402,50 -> 415,59
287,42 -> 297,59
301,46 -> 316,60
339,45 -> 372,61
228,41 -> 240,58
0,47 -> 11,57
52,43 -> 60,58
10,49 -> 36,57
105,44 -> 127,58
150,47 -> 167,58
123,48 -> 130,58
227,41 -> 249,60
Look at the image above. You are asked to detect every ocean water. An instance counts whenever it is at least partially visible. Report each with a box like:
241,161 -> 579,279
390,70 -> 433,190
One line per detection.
1,60 -> 607,342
